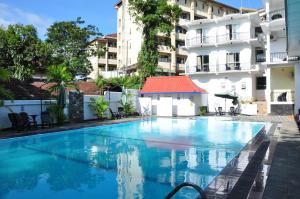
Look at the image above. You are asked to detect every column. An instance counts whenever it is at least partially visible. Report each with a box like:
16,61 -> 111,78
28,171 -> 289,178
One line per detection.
294,64 -> 300,114
171,30 -> 177,75
207,3 -> 213,19
190,0 -> 195,21
266,67 -> 271,114
105,41 -> 109,72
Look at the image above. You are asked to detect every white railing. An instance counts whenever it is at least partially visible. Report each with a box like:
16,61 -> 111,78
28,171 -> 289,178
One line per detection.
186,63 -> 256,74
270,52 -> 288,63
186,32 -> 251,47
271,90 -> 294,102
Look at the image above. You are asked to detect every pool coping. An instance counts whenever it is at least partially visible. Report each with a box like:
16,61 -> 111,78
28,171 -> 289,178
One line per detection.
203,119 -> 276,199
0,116 -> 148,140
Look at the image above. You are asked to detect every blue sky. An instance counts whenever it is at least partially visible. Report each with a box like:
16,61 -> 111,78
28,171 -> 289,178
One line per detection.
0,0 -> 262,39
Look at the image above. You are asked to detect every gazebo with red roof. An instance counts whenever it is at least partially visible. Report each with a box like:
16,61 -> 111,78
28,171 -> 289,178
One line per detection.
140,76 -> 208,116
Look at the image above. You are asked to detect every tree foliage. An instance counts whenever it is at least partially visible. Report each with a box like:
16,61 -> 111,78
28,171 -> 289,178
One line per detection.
128,0 -> 182,78
95,75 -> 142,94
46,17 -> 101,77
0,68 -> 13,106
47,65 -> 73,108
0,25 -> 50,80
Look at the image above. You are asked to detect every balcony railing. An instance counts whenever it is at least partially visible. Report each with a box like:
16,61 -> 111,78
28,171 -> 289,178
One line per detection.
217,32 -> 250,43
270,52 -> 288,63
186,35 -> 215,46
186,32 -> 251,47
256,54 -> 266,63
271,90 -> 294,102
187,63 -> 256,73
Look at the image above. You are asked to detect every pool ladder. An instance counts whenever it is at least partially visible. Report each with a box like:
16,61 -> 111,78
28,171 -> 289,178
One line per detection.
164,182 -> 207,199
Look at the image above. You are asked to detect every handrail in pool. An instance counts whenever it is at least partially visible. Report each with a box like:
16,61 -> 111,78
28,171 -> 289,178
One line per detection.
164,182 -> 207,199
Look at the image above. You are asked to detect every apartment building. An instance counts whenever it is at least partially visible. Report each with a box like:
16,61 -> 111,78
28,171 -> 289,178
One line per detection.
115,0 -> 239,75
260,0 -> 300,114
88,34 -> 120,79
183,12 -> 266,113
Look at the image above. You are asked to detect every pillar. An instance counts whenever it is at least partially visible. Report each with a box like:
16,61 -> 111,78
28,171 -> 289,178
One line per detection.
207,3 -> 213,19
190,0 -> 195,21
105,41 -> 109,72
295,64 -> 300,114
266,68 -> 271,114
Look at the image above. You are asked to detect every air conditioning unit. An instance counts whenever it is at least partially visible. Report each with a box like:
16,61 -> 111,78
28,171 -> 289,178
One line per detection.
270,34 -> 277,41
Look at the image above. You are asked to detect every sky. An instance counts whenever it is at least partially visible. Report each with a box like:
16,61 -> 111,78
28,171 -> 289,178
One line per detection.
0,0 -> 262,39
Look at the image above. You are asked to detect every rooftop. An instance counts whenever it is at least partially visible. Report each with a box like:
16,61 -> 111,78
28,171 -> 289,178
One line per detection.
140,76 -> 207,94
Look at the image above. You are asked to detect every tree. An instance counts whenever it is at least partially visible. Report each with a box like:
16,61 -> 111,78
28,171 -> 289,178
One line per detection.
46,17 -> 101,77
0,25 -> 48,80
128,0 -> 182,79
47,65 -> 73,108
0,68 -> 12,106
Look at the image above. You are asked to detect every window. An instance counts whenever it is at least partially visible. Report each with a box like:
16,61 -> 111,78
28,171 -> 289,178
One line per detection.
256,77 -> 266,90
185,0 -> 187,4
256,48 -> 266,63
181,12 -> 191,20
255,27 -> 263,37
108,53 -> 117,60
196,55 -> 209,72
176,26 -> 187,34
159,55 -> 170,62
226,53 -> 240,70
226,24 -> 239,40
194,15 -> 207,20
241,82 -> 246,90
176,57 -> 185,64
176,40 -> 185,48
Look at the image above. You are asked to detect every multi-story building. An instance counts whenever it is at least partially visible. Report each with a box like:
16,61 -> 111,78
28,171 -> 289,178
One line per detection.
115,0 -> 239,75
260,0 -> 299,114
183,11 -> 266,113
88,34 -> 121,79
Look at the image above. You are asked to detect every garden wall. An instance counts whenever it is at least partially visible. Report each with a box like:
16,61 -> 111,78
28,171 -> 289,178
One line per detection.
0,89 -> 139,129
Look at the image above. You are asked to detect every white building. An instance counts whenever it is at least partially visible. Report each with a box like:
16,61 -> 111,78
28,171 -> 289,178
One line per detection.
260,0 -> 299,114
139,76 -> 207,116
115,0 -> 239,75
183,12 -> 266,114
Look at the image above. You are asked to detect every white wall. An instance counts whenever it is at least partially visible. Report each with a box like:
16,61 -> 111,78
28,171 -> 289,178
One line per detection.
190,73 -> 256,112
139,93 -> 207,116
0,89 -> 140,129
295,64 -> 300,113
0,100 -> 57,129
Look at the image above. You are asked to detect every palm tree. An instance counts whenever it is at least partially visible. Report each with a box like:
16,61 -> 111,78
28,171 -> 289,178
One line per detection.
47,65 -> 73,108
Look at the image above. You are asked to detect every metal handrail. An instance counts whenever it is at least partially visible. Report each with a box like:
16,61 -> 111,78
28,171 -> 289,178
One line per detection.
164,182 -> 207,199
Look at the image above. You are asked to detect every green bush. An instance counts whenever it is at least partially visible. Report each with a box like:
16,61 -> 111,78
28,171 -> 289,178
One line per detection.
89,96 -> 109,119
199,106 -> 208,116
47,104 -> 65,125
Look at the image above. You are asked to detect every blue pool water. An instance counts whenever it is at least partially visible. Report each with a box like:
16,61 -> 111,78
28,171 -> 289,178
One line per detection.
0,118 -> 264,199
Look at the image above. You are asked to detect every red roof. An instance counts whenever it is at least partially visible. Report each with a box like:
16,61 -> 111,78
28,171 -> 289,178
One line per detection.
140,76 -> 207,94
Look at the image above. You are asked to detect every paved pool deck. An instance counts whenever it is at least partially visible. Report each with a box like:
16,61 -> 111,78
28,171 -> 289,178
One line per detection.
234,115 -> 300,199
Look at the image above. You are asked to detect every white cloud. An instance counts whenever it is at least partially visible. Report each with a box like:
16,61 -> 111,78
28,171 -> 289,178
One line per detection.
0,3 -> 53,38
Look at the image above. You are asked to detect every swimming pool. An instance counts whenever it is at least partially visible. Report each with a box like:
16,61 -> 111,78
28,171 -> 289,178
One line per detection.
0,117 -> 264,199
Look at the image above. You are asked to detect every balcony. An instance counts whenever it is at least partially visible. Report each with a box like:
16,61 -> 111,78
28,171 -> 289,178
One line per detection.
260,8 -> 285,32
270,52 -> 288,63
98,58 -> 106,64
176,32 -> 186,41
268,8 -> 285,22
186,63 -> 257,74
177,63 -> 185,71
186,35 -> 216,47
108,47 -> 117,53
158,45 -> 171,53
108,59 -> 117,65
271,90 -> 294,102
186,32 -> 252,48
217,32 -> 250,43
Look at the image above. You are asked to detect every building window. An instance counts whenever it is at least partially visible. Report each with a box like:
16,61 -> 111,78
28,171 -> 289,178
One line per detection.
159,55 -> 170,62
176,57 -> 186,64
256,48 -> 266,63
255,27 -> 263,37
176,40 -> 185,48
176,26 -> 187,34
256,77 -> 266,90
181,12 -> 191,20
226,53 -> 240,70
241,82 -> 246,90
226,24 -> 239,40
108,53 -> 117,60
196,55 -> 209,72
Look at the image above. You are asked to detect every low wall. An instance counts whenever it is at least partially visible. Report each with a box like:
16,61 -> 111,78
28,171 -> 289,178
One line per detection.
0,89 -> 139,129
